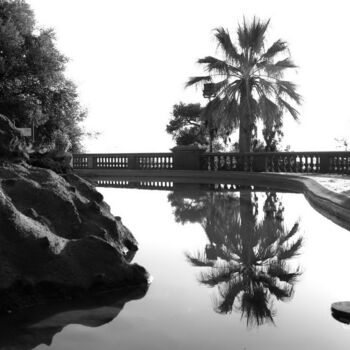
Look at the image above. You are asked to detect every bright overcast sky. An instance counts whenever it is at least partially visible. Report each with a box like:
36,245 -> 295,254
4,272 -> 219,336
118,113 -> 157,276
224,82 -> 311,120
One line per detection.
28,0 -> 350,153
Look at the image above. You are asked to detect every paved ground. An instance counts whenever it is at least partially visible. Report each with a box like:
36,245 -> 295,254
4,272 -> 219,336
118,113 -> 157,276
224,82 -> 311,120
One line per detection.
305,174 -> 350,195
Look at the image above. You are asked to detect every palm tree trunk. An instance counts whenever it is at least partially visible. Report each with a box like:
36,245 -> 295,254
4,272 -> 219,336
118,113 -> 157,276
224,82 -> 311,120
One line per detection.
239,190 -> 255,266
209,128 -> 213,152
239,113 -> 251,153
239,83 -> 252,154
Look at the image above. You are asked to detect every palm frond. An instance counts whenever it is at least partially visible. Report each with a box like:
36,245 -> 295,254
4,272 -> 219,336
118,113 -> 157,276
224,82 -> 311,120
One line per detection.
255,77 -> 276,96
273,58 -> 297,69
185,251 -> 215,267
238,17 -> 270,53
240,287 -> 275,326
198,56 -> 240,76
258,95 -> 280,125
278,98 -> 299,121
277,237 -> 303,260
215,278 -> 244,313
265,281 -> 292,300
185,76 -> 211,88
210,79 -> 229,96
199,264 -> 239,286
264,58 -> 297,78
277,80 -> 302,104
279,222 -> 300,245
268,262 -> 301,283
261,39 -> 288,61
214,27 -> 241,62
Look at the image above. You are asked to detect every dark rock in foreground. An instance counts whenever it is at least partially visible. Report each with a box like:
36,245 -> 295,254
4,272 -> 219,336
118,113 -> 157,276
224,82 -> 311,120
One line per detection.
0,162 -> 149,313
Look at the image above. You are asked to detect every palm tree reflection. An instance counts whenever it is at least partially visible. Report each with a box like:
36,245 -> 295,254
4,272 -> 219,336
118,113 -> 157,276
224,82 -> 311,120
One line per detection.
169,187 -> 303,327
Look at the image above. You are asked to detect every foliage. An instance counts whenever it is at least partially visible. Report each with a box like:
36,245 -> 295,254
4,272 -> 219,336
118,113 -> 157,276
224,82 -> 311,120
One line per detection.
168,188 -> 302,327
49,129 -> 71,153
335,137 -> 349,151
262,119 -> 284,151
166,102 -> 227,151
186,17 -> 301,152
166,102 -> 205,146
0,0 -> 86,152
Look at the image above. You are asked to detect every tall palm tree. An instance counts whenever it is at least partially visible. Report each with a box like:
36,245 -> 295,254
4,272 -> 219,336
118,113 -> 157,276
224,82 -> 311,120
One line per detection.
185,191 -> 302,327
186,18 -> 301,153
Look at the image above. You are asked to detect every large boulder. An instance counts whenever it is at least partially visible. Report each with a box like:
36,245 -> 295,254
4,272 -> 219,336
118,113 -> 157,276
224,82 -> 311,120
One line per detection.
0,162 -> 149,313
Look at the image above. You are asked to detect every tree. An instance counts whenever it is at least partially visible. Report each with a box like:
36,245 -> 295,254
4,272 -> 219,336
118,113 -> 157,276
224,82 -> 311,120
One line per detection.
186,17 -> 301,153
166,102 -> 207,147
168,187 -> 302,327
0,0 -> 86,152
166,102 -> 227,151
335,137 -> 349,151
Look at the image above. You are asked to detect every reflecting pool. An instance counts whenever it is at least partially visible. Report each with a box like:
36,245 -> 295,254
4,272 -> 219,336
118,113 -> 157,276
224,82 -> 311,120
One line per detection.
4,183 -> 350,349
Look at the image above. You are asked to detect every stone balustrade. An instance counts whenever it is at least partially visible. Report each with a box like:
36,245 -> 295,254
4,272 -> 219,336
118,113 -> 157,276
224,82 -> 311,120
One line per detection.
73,153 -> 174,170
73,149 -> 350,175
200,151 -> 350,174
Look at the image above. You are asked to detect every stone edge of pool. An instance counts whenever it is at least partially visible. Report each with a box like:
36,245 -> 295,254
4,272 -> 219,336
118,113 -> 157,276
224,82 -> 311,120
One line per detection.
75,169 -> 350,232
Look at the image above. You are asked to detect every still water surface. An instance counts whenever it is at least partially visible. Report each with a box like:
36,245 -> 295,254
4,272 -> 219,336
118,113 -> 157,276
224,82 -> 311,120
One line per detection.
16,185 -> 350,349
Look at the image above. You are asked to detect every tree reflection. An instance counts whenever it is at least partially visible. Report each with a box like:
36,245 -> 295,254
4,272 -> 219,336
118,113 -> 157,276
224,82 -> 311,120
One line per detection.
168,187 -> 303,327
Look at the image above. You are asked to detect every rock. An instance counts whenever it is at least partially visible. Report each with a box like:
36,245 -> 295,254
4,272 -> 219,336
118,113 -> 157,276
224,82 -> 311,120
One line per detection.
0,162 -> 149,313
331,301 -> 350,324
28,151 -> 73,174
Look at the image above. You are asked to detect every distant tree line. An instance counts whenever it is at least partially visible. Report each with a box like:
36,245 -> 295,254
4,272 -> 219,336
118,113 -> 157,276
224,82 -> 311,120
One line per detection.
0,0 -> 86,152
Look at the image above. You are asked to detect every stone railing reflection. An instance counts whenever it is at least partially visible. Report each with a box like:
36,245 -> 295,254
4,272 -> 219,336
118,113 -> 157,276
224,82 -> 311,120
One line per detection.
95,179 -> 174,191
200,151 -> 350,174
73,150 -> 350,174
92,179 -> 270,193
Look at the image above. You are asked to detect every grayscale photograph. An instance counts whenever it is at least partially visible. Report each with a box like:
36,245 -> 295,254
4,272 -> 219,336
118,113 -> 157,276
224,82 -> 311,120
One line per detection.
0,0 -> 350,349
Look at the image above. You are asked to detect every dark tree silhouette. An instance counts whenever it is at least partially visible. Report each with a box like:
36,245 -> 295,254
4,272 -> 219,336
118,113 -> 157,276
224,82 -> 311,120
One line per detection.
168,187 -> 302,327
186,18 -> 301,152
0,0 -> 86,151
166,102 -> 228,151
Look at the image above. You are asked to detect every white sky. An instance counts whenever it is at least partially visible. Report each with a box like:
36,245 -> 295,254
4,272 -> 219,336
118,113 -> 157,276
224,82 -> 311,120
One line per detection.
28,0 -> 350,153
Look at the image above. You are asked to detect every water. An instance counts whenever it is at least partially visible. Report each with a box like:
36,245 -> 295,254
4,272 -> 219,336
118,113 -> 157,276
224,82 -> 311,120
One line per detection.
5,184 -> 350,349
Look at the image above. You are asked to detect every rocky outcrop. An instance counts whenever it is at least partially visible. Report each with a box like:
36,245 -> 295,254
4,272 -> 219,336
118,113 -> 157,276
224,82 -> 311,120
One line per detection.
0,162 -> 149,313
28,150 -> 73,174
0,113 -> 148,313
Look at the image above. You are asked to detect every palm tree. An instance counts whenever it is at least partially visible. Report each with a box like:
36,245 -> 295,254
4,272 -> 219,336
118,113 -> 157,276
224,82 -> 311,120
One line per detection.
186,17 -> 301,153
185,191 -> 302,327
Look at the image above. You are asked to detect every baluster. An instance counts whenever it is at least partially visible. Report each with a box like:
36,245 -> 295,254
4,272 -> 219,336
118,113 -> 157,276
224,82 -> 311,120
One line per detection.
304,156 -> 309,172
291,156 -> 296,172
212,155 -> 216,171
340,156 -> 344,173
346,156 -> 350,174
333,157 -> 338,173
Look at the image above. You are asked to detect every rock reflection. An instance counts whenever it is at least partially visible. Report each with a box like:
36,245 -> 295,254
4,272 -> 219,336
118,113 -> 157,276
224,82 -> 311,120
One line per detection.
168,186 -> 303,327
0,284 -> 148,350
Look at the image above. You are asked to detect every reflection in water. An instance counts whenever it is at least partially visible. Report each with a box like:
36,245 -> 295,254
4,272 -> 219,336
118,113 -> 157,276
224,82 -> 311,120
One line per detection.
168,186 -> 303,327
0,285 -> 148,350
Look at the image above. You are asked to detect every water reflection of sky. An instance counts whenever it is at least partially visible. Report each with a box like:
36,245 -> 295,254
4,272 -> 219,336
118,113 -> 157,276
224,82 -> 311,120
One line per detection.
31,187 -> 350,350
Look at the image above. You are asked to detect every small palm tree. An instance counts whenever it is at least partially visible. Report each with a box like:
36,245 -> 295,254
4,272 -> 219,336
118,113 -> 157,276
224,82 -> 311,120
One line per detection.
185,191 -> 302,327
186,18 -> 301,152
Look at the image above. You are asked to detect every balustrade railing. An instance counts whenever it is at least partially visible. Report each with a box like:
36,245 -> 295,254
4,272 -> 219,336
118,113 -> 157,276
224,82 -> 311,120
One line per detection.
73,151 -> 350,175
73,153 -> 173,170
200,151 -> 350,174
